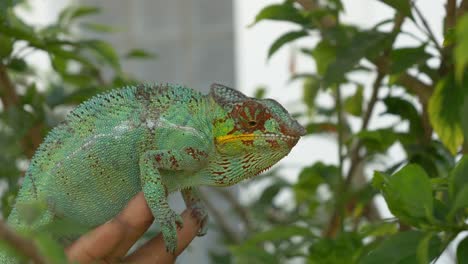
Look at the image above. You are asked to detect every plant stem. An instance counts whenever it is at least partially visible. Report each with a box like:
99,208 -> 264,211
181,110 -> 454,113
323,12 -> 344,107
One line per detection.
335,85 -> 345,233
0,220 -> 50,264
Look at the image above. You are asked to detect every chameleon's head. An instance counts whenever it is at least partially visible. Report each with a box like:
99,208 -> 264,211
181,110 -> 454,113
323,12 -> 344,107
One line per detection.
209,84 -> 306,185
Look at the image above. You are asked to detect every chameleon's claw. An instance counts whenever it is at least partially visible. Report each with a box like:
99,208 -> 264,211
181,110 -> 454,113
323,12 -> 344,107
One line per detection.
190,204 -> 209,237
161,211 -> 184,254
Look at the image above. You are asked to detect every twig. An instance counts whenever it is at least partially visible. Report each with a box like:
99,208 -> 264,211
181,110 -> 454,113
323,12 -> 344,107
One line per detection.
323,14 -> 404,238
412,3 -> 443,52
198,190 -> 241,243
0,64 -> 19,109
0,220 -> 49,264
457,0 -> 468,17
212,188 -> 254,232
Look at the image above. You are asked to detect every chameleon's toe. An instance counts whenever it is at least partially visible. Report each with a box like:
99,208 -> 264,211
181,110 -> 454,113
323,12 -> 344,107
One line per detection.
161,212 -> 184,254
190,203 -> 209,237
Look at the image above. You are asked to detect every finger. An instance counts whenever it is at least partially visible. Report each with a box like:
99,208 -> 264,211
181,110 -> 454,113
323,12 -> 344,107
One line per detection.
65,192 -> 154,263
106,192 -> 154,259
124,209 -> 201,264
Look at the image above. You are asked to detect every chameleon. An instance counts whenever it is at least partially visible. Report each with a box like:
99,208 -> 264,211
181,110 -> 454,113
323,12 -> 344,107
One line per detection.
0,83 -> 305,262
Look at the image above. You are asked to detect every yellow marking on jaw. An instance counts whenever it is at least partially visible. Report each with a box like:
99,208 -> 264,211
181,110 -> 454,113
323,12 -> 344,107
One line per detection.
216,133 -> 257,143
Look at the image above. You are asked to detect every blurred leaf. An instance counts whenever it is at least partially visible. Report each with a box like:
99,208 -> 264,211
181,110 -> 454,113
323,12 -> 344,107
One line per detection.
254,86 -> 266,99
324,30 -> 389,85
416,232 -> 440,264
360,231 -> 434,264
305,121 -> 338,134
378,0 -> 412,18
457,236 -> 468,264
230,246 -> 278,264
0,35 -> 13,59
383,96 -> 423,137
244,226 -> 312,246
268,30 -> 308,59
344,85 -> 363,116
34,233 -> 67,263
58,5 -> 100,26
428,76 -> 463,154
302,77 -> 320,114
125,48 -> 157,60
309,232 -> 362,264
374,164 -> 434,226
312,40 -> 336,76
7,58 -> 27,72
81,22 -> 115,33
84,40 -> 120,70
356,129 -> 397,154
359,221 -> 398,238
250,2 -> 309,26
389,45 -> 430,74
455,15 -> 468,81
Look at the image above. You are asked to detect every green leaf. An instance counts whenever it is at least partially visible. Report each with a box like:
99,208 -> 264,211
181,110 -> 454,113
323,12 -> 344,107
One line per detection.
428,76 -> 463,154
312,40 -> 336,76
389,45 -> 430,74
344,85 -> 363,116
455,15 -> 468,81
446,156 -> 468,219
457,236 -> 468,264
268,30 -> 308,59
7,58 -> 27,72
383,97 -> 423,137
58,5 -> 100,26
378,0 -> 412,18
324,30 -> 389,85
361,231 -> 431,264
309,232 -> 362,264
356,129 -> 397,154
250,2 -> 309,26
302,77 -> 320,114
377,164 -> 434,226
449,155 -> 468,197
0,35 -> 13,59
84,40 -> 120,70
244,226 -> 312,245
416,232 -> 441,264
125,48 -> 157,60
81,22 -> 115,33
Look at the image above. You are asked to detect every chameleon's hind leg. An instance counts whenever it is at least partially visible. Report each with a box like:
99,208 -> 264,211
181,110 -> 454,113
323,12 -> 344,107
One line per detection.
181,187 -> 208,236
139,147 -> 207,253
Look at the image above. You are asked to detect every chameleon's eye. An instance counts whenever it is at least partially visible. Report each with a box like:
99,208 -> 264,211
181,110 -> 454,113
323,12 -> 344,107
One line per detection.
248,120 -> 257,127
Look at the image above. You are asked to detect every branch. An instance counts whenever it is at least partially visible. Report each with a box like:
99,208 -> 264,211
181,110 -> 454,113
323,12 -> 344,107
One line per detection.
295,0 -> 317,10
212,188 -> 254,232
458,0 -> 468,17
0,220 -> 49,264
323,14 -> 405,238
0,64 -> 18,109
412,3 -> 443,52
396,73 -> 433,103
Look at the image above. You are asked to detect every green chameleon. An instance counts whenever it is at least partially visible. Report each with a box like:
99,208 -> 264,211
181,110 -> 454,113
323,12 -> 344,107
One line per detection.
1,83 -> 305,262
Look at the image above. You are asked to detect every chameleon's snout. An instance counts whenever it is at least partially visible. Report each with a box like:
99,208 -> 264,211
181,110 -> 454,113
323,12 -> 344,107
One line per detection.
293,120 -> 307,137
283,120 -> 307,138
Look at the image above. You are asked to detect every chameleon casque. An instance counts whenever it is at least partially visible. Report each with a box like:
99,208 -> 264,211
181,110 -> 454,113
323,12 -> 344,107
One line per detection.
1,83 -> 305,262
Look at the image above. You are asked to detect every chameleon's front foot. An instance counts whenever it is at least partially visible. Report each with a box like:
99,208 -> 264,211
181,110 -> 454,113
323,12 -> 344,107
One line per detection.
159,211 -> 184,253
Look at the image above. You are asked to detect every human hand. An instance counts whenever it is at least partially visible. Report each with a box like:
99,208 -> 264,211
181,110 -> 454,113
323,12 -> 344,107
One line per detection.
65,192 -> 202,264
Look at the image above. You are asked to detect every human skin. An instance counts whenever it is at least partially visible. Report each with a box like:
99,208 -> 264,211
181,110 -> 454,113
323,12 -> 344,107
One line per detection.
66,192 -> 201,264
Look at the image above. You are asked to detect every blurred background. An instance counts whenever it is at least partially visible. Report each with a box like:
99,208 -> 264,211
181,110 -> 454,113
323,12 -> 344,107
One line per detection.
1,0 -> 468,263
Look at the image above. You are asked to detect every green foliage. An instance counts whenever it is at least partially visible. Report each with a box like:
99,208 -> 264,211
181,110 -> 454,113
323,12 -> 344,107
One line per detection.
0,2 -> 152,261
223,0 -> 468,263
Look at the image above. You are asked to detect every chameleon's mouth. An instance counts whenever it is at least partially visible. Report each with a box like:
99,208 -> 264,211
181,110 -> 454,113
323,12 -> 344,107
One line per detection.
215,133 -> 300,144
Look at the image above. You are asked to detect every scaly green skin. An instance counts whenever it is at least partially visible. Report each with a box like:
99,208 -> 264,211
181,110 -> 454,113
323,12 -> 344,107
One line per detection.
1,83 -> 305,262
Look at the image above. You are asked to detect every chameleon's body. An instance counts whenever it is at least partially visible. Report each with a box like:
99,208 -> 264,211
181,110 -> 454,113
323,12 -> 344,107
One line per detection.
1,83 -> 305,262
